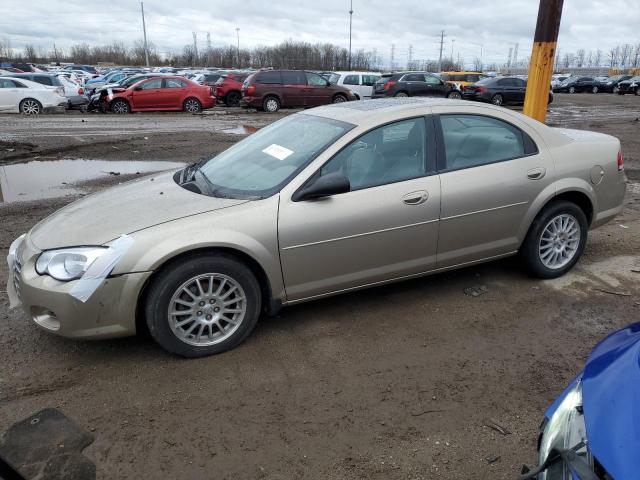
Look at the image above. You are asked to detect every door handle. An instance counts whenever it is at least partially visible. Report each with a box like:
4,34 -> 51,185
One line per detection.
402,190 -> 429,205
527,167 -> 546,180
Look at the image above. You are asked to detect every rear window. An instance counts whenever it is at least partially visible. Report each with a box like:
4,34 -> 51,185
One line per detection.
255,71 -> 282,84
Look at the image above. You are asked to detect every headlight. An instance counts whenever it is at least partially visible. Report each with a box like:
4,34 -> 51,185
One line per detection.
538,380 -> 591,479
36,247 -> 108,281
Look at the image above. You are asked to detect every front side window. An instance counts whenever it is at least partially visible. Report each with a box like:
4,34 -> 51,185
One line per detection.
424,74 -> 441,85
306,72 -> 327,86
440,115 -> 528,171
140,79 -> 162,90
320,118 -> 427,191
343,75 -> 359,85
197,114 -> 353,198
34,76 -> 53,86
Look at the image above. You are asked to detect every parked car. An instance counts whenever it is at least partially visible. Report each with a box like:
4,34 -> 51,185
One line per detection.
0,76 -> 68,114
193,72 -> 229,86
106,76 -> 215,113
7,98 -> 626,357
7,72 -> 87,109
64,64 -> 98,75
372,72 -> 461,99
550,74 -> 570,89
86,73 -> 169,112
214,72 -> 250,107
601,74 -> 632,93
554,76 -> 603,93
84,71 -> 132,95
616,75 -> 640,95
463,76 -> 553,106
521,323 -> 640,480
57,75 -> 88,108
241,70 -> 356,112
439,71 -> 487,89
328,71 -> 382,99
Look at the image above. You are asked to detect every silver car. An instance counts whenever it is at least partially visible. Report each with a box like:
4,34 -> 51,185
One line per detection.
7,98 -> 626,357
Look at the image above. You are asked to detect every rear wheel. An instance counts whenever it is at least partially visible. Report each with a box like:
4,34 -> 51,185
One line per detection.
568,86 -> 576,94
394,91 -> 409,98
183,97 -> 202,113
332,94 -> 348,103
110,99 -> 130,114
520,201 -> 588,279
224,91 -> 241,107
592,86 -> 599,94
19,98 -> 42,115
262,95 -> 280,112
145,253 -> 262,357
635,88 -> 639,96
491,93 -> 504,106
447,90 -> 462,100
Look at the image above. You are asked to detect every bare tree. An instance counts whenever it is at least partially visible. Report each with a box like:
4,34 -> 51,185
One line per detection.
575,49 -> 585,67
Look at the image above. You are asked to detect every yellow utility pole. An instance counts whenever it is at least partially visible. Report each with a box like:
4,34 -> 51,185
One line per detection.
523,0 -> 564,123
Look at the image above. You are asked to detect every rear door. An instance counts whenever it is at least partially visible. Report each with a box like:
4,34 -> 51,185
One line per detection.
432,110 -> 554,267
424,74 -> 447,97
281,71 -> 308,107
342,74 -> 361,98
0,79 -> 18,110
162,78 -> 188,108
131,78 -> 163,109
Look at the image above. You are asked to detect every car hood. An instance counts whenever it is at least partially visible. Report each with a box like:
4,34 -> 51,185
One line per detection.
29,171 -> 248,250
582,322 -> 640,479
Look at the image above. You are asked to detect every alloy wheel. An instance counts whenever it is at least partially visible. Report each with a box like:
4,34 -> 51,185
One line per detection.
112,101 -> 128,114
184,99 -> 201,113
491,94 -> 503,106
21,99 -> 41,114
332,95 -> 347,103
448,91 -> 462,100
538,214 -> 581,269
265,98 -> 279,112
168,273 -> 247,347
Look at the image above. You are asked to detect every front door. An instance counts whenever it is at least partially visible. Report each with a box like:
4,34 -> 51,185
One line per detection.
305,72 -> 332,106
131,78 -> 163,109
278,116 -> 441,301
433,111 -> 555,267
424,74 -> 448,97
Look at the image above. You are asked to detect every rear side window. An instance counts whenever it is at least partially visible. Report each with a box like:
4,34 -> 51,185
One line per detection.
0,79 -> 17,88
281,71 -> 306,85
140,79 -> 162,90
424,75 -> 441,85
165,79 -> 187,88
256,71 -> 282,84
33,75 -> 53,86
402,73 -> 424,82
343,75 -> 359,85
439,115 -> 536,171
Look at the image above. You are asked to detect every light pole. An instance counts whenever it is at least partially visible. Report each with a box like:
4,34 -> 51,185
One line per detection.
236,28 -> 240,66
348,0 -> 353,70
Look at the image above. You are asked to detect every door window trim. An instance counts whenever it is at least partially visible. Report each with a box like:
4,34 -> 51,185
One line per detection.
293,115 -> 438,201
433,113 -> 539,173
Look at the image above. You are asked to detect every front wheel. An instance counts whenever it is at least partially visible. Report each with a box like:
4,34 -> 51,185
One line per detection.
145,253 -> 262,357
568,86 -> 576,94
447,90 -> 462,100
19,98 -> 42,115
111,99 -> 130,114
520,201 -> 588,279
332,94 -> 347,103
592,86 -> 599,94
262,96 -> 280,112
491,93 -> 504,106
183,97 -> 202,113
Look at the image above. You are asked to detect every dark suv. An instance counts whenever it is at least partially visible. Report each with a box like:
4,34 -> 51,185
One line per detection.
617,76 -> 640,95
241,70 -> 357,112
372,72 -> 461,99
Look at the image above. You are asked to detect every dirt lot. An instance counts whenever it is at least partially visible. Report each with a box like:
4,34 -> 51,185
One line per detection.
1,94 -> 639,479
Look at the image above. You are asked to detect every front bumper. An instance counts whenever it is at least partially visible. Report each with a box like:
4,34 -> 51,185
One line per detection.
240,96 -> 261,108
11,234 -> 150,340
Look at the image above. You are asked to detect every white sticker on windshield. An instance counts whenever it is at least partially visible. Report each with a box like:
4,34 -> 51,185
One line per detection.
262,144 -> 293,161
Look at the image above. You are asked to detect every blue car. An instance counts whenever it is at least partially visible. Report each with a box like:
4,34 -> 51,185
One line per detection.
522,323 -> 640,479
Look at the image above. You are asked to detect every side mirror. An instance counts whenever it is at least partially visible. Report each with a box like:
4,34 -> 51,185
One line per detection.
326,81 -> 331,87
293,172 -> 350,201
133,86 -> 142,91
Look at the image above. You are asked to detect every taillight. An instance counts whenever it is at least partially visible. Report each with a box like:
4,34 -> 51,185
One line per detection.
475,86 -> 487,93
617,149 -> 624,172
78,87 -> 84,95
246,85 -> 256,95
384,80 -> 396,91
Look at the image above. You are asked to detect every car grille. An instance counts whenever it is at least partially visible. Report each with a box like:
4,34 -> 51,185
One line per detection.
12,256 -> 22,302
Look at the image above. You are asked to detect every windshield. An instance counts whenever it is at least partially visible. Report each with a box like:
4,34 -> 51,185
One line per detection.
629,76 -> 640,82
196,114 -> 354,199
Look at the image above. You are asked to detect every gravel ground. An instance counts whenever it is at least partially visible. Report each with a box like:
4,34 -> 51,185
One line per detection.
1,94 -> 639,479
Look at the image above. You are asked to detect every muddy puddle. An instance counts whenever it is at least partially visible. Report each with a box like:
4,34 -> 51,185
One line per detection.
220,125 -> 259,135
0,159 -> 184,203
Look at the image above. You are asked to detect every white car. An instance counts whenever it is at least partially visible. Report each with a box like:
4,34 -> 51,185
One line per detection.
0,76 -> 68,114
328,71 -> 382,99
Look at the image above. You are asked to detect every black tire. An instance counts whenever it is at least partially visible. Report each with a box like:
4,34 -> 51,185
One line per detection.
568,86 -> 576,94
144,253 -> 262,357
592,86 -> 599,94
110,99 -> 130,114
224,91 -> 241,107
262,95 -> 280,112
19,98 -> 42,114
447,90 -> 462,100
332,93 -> 348,103
491,93 -> 504,106
183,97 -> 202,113
520,200 -> 588,279
394,91 -> 409,98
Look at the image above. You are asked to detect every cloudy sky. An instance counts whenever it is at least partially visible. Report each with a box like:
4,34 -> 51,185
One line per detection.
1,0 -> 638,67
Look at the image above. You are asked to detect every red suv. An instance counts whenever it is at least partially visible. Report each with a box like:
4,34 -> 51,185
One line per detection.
241,70 -> 357,112
107,76 -> 215,113
215,72 -> 250,107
